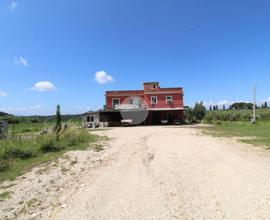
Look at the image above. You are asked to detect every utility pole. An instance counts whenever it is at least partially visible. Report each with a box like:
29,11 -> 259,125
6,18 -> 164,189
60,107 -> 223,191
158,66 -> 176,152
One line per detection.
252,85 -> 257,124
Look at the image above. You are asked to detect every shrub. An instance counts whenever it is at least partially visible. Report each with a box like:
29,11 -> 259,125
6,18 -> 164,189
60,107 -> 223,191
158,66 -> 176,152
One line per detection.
0,160 -> 9,171
213,121 -> 222,126
193,102 -> 206,121
2,147 -> 34,160
39,138 -> 61,152
22,128 -> 32,133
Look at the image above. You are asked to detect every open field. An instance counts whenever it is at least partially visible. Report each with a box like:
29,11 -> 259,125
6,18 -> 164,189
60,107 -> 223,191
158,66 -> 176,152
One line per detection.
202,120 -> 270,148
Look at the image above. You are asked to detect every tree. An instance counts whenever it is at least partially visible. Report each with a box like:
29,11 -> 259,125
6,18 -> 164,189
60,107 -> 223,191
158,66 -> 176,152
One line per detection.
209,105 -> 212,111
265,101 -> 268,109
223,105 -> 226,110
231,102 -> 253,110
193,102 -> 206,121
184,108 -> 196,123
55,104 -> 62,140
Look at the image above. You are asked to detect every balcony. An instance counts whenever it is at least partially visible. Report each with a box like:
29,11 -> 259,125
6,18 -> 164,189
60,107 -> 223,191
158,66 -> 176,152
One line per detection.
115,104 -> 147,111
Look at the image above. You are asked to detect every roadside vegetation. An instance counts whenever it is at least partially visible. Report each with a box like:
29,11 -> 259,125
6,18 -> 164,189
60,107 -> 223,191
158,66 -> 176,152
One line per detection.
191,102 -> 270,148
0,106 -> 103,182
203,120 -> 270,148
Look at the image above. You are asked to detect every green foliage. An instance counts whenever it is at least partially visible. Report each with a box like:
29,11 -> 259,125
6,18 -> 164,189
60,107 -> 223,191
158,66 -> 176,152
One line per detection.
2,147 -> 35,160
184,108 -> 196,123
0,160 -> 9,172
205,109 -> 270,123
193,102 -> 206,121
184,102 -> 206,123
0,126 -> 100,182
0,191 -> 11,201
55,105 -> 62,132
231,102 -> 253,110
39,138 -> 61,153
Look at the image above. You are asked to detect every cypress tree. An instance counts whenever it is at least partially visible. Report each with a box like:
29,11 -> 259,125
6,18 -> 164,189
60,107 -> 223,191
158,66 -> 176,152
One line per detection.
55,104 -> 62,140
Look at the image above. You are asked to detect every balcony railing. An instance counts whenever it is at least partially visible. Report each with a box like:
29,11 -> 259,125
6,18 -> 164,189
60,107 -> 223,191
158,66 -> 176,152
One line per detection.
115,104 -> 146,110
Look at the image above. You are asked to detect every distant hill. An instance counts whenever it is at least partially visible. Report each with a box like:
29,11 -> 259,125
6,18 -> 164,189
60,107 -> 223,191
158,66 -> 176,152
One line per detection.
0,112 -> 13,117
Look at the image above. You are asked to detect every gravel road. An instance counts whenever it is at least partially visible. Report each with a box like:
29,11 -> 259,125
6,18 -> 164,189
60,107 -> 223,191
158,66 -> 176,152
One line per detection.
50,126 -> 270,220
2,125 -> 270,220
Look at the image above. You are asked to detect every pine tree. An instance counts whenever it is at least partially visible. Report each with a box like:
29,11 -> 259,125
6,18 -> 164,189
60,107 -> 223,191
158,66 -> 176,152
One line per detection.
210,105 -> 212,111
265,101 -> 268,109
223,105 -> 226,110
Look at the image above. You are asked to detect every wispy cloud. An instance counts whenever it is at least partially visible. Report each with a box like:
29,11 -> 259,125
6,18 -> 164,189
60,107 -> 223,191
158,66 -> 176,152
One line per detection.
31,81 -> 57,92
0,91 -> 8,97
13,57 -> 28,67
95,71 -> 114,85
29,105 -> 43,109
8,1 -> 18,11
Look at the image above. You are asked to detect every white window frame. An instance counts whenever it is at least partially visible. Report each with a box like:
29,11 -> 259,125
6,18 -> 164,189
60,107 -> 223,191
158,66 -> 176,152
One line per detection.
151,96 -> 158,104
112,98 -> 120,108
166,96 -> 173,104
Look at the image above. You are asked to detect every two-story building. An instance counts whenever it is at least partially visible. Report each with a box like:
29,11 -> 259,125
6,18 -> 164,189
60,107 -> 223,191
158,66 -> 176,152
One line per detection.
106,82 -> 184,124
83,82 -> 184,127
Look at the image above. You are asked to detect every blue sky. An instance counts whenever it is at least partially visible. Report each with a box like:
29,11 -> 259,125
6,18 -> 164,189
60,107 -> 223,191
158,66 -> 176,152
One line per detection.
0,0 -> 270,115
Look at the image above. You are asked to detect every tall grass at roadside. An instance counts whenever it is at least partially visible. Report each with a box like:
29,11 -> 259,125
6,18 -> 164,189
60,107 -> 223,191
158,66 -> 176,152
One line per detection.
0,128 -> 101,181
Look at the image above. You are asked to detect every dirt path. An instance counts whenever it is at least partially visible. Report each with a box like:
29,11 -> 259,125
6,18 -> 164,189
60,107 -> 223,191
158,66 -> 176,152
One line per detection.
49,126 -> 270,220
2,126 -> 270,219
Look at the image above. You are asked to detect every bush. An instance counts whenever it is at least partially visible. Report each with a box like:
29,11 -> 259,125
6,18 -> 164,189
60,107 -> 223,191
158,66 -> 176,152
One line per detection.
194,102 -> 206,121
0,160 -> 9,171
39,138 -> 61,152
213,121 -> 222,126
22,128 -> 32,133
2,147 -> 34,160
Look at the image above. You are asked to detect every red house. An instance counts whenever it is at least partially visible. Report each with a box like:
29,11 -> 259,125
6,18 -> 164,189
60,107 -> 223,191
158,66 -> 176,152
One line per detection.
105,82 -> 184,125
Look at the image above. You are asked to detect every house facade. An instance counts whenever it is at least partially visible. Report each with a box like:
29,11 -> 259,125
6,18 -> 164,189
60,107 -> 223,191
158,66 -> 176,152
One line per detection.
105,82 -> 184,125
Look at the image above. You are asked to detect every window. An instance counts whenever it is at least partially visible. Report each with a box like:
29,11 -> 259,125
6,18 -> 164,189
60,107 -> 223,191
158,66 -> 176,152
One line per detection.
166,96 -> 173,104
90,116 -> 94,122
151,96 -> 158,104
87,116 -> 95,122
152,83 -> 158,90
112,98 -> 120,108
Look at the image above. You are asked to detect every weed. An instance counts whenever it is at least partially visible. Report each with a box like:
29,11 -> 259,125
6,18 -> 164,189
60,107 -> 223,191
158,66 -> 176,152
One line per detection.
0,191 -> 11,201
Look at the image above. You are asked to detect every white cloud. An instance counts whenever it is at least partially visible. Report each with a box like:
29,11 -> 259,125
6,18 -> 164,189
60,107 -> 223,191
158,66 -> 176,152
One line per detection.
31,81 -> 57,92
95,71 -> 114,85
29,105 -> 43,109
13,57 -> 28,67
8,1 -> 18,11
0,91 -> 8,97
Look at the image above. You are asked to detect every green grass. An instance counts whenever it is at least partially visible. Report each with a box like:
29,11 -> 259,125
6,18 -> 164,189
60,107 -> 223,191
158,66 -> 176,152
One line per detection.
0,191 -> 11,202
205,109 -> 270,122
0,128 -> 105,182
202,120 -> 270,148
8,122 -> 53,135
